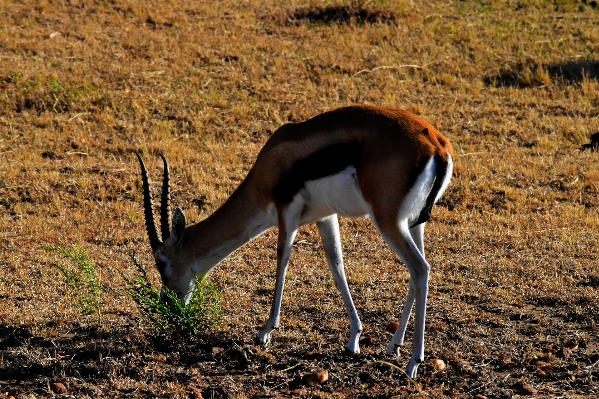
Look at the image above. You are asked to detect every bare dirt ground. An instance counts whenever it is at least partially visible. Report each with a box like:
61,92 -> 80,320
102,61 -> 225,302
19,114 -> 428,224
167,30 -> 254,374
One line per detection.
1,1 -> 598,397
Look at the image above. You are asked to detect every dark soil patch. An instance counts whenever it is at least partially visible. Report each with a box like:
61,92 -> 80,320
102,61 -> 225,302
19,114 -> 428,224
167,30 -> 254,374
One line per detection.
289,5 -> 396,26
1,302 -> 598,398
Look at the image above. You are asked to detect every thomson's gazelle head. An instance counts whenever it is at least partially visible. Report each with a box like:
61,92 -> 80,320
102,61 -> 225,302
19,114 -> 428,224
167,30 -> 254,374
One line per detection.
136,153 -> 196,304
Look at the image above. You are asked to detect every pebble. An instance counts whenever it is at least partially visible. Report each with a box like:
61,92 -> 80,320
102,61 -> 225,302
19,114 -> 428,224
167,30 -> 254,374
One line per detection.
429,358 -> 446,371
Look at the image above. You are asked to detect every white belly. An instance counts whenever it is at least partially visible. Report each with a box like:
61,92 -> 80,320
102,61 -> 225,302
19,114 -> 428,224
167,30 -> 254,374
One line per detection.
297,167 -> 370,224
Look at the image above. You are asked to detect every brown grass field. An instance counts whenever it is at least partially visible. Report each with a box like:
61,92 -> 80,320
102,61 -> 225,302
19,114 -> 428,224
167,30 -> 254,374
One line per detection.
1,0 -> 599,397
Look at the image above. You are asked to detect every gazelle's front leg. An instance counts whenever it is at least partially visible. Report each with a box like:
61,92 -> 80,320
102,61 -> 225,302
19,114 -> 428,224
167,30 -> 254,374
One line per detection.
257,204 -> 301,345
316,215 -> 363,354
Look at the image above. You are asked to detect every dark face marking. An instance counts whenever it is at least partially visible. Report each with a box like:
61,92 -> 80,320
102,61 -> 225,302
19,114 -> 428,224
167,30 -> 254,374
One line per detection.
273,142 -> 362,203
156,259 -> 168,273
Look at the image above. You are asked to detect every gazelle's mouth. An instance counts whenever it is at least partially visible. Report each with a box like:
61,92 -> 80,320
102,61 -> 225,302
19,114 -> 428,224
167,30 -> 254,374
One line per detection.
182,291 -> 194,306
159,289 -> 170,305
159,287 -> 193,307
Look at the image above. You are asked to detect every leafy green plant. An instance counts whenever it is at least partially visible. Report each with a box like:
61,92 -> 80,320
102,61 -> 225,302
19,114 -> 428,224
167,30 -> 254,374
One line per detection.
125,252 -> 222,335
41,245 -> 104,319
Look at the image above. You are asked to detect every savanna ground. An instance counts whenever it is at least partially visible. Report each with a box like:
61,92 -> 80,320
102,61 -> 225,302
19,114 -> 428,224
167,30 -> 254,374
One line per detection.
1,0 -> 599,397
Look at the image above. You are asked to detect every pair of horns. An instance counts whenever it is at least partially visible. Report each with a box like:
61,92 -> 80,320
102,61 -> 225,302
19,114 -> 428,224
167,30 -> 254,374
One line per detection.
136,153 -> 171,252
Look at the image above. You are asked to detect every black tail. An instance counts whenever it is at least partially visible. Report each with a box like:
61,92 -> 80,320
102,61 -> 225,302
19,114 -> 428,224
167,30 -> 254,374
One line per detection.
411,154 -> 451,227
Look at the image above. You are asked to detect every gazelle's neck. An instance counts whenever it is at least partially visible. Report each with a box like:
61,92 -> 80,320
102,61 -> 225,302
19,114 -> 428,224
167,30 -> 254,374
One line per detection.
182,176 -> 276,275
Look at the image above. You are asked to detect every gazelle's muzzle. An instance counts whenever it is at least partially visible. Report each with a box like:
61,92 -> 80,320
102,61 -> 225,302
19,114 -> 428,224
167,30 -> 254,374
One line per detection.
160,289 -> 177,310
160,287 -> 192,309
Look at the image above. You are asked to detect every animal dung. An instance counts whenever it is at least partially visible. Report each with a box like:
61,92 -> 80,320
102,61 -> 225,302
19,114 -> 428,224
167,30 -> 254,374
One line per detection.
385,321 -> 399,333
50,382 -> 67,394
302,369 -> 329,387
515,382 -> 538,396
187,386 -> 203,398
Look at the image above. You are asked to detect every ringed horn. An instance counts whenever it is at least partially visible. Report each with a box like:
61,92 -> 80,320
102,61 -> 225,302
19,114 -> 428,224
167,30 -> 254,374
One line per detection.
135,152 -> 171,252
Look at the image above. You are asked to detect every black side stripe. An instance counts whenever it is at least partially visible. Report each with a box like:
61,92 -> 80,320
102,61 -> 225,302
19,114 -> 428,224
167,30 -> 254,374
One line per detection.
411,154 -> 450,227
273,142 -> 362,203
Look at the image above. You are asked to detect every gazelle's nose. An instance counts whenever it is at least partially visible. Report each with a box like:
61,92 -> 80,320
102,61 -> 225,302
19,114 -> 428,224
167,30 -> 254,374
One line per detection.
159,289 -> 171,305
160,289 -> 181,312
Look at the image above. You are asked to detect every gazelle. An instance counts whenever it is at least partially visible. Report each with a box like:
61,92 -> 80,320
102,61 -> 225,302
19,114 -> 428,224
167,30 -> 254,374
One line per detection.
136,105 -> 453,378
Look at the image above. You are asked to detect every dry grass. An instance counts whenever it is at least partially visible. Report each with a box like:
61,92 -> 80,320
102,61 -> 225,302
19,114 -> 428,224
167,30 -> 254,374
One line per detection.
1,0 -> 598,397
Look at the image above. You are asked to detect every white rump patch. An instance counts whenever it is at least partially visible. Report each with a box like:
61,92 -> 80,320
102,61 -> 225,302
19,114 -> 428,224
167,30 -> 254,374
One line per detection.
398,157 -> 437,227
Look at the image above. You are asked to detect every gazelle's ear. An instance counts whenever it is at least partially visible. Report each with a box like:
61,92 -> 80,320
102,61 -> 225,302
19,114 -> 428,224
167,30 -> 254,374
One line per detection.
171,207 -> 186,244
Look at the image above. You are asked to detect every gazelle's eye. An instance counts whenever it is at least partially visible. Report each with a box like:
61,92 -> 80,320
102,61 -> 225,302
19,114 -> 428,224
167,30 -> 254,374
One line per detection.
156,259 -> 168,273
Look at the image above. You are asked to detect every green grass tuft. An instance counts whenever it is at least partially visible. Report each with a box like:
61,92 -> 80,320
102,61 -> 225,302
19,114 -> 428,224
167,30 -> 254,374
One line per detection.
125,252 -> 222,336
41,245 -> 104,319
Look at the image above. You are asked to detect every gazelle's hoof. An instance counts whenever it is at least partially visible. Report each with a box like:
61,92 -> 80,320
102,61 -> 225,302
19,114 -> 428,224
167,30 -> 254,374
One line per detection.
405,358 -> 422,379
386,342 -> 400,357
256,336 -> 270,346
256,328 -> 273,346
346,343 -> 360,355
347,330 -> 362,354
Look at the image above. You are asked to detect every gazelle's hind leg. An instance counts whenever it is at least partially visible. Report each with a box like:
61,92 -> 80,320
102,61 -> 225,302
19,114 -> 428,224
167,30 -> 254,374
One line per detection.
386,223 -> 424,356
358,152 -> 445,378
410,222 -> 425,255
376,219 -> 430,379
316,214 -> 363,353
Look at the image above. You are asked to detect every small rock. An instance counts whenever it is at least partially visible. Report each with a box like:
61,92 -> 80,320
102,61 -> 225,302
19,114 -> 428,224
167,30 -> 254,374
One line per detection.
474,395 -> 488,399
50,382 -> 67,394
302,369 -> 329,387
429,358 -> 446,371
385,322 -> 399,333
515,382 -> 538,396
290,387 -> 307,395
187,386 -> 203,398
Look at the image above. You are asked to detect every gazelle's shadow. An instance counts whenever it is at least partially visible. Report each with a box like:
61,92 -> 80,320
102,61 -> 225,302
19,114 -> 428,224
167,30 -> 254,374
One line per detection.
485,59 -> 599,87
